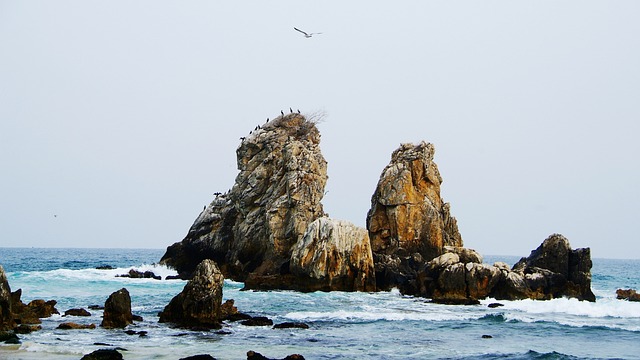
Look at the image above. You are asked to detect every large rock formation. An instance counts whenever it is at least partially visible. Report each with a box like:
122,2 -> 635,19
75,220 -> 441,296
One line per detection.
101,288 -> 133,329
289,218 -> 376,292
0,265 -> 14,331
366,142 -> 463,290
161,114 -> 327,281
412,234 -> 595,303
159,259 -> 226,328
509,234 -> 595,301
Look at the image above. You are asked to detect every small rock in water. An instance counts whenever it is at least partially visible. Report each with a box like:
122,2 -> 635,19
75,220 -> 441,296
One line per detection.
0,332 -> 20,344
80,348 -> 123,360
482,334 -> 493,339
88,305 -> 104,310
96,265 -> 114,270
247,351 -> 305,360
487,303 -> 504,308
241,316 -> 273,327
179,355 -> 217,360
616,288 -> 640,302
64,308 -> 91,317
57,322 -> 96,330
14,324 -> 41,334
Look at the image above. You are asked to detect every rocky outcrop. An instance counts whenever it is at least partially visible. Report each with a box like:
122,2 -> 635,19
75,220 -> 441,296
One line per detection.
10,290 -> 59,325
0,265 -> 14,331
159,259 -> 226,328
616,289 -> 640,302
411,234 -> 595,303
289,218 -> 375,291
245,218 -> 376,292
510,234 -> 595,302
81,349 -> 124,360
366,142 -> 463,290
64,308 -> 91,317
101,288 -> 133,329
116,269 -> 161,280
57,322 -> 96,330
161,114 -> 327,281
247,351 -> 305,360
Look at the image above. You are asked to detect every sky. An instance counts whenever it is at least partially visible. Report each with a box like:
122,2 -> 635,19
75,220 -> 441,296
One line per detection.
1,1 -> 639,259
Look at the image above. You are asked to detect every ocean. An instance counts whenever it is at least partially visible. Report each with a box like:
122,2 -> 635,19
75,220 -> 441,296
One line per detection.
0,248 -> 639,359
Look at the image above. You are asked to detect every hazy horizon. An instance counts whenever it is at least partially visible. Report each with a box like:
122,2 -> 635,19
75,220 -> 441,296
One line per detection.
2,1 -> 639,259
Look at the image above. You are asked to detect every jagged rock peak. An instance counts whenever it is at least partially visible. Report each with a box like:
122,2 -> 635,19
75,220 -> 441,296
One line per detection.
161,113 -> 328,281
367,141 -> 463,262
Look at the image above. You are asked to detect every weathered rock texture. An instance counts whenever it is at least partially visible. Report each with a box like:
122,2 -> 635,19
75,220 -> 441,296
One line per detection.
0,265 -> 14,331
366,142 -> 463,290
159,259 -> 226,328
101,288 -> 133,329
161,114 -> 327,282
290,218 -> 375,291
510,234 -> 595,301
412,234 -> 595,303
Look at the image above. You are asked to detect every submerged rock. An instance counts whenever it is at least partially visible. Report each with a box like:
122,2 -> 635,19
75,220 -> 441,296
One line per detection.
101,288 -> 133,329
159,259 -> 225,328
64,308 -> 91,317
57,322 -> 96,330
247,351 -> 305,360
0,265 -> 14,331
413,234 -> 595,303
161,114 -> 328,282
616,288 -> 640,302
116,269 -> 161,280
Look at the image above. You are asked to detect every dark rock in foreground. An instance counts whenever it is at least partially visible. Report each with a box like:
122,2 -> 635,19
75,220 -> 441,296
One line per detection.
180,355 -> 217,360
101,288 -> 133,329
57,322 -> 96,330
616,288 -> 640,301
247,351 -> 305,360
81,349 -> 123,360
159,260 -> 226,329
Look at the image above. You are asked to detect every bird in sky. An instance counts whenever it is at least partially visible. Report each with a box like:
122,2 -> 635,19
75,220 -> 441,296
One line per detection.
294,27 -> 322,38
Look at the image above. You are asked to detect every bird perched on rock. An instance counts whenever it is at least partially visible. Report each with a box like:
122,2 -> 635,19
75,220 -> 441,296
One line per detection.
290,107 -> 293,113
294,27 -> 322,38
281,110 -> 284,116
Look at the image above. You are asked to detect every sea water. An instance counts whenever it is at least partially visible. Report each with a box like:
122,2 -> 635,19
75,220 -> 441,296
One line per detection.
0,248 -> 639,359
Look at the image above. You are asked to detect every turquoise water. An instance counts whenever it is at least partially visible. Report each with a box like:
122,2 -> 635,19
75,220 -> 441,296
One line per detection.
1,248 -> 639,359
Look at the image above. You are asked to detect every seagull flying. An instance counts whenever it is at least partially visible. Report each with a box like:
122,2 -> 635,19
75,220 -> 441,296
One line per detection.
294,27 -> 322,38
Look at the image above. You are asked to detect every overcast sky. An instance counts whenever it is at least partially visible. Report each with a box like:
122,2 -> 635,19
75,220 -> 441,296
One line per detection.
1,1 -> 639,259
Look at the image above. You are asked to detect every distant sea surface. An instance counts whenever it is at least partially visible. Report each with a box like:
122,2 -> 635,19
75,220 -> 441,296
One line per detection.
1,248 -> 640,359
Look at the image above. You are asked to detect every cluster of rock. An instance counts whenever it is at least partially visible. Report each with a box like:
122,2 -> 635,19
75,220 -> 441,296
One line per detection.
406,234 -> 595,304
159,115 -> 596,304
1,267 -> 60,334
1,263 -> 143,341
